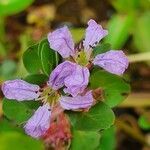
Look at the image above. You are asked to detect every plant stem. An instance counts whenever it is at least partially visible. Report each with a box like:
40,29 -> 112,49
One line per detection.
128,52 -> 150,63
119,93 -> 150,107
115,119 -> 148,146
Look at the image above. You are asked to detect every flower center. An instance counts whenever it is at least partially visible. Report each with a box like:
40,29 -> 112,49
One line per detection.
39,87 -> 60,106
75,51 -> 89,66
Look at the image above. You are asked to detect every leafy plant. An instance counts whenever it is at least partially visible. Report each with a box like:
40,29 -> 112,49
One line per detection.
1,20 -> 130,149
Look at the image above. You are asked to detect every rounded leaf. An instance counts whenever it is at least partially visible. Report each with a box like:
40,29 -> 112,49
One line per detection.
90,69 -> 130,107
23,44 -> 42,74
68,102 -> 115,131
71,130 -> 100,150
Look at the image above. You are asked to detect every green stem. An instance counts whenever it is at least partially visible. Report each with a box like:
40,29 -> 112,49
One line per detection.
128,52 -> 150,63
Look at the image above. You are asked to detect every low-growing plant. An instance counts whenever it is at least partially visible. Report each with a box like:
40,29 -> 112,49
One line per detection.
1,19 -> 130,149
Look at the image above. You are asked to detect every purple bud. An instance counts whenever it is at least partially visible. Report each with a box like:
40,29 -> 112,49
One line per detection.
59,91 -> 93,110
93,50 -> 129,75
83,19 -> 108,57
24,103 -> 51,138
48,26 -> 75,58
48,61 -> 76,90
1,79 -> 40,101
64,65 -> 89,97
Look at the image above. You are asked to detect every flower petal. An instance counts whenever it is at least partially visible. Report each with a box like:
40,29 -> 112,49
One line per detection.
48,26 -> 75,58
59,91 -> 93,110
64,65 -> 89,97
93,50 -> 129,75
1,79 -> 40,101
48,61 -> 76,90
24,103 -> 51,138
83,19 -> 108,56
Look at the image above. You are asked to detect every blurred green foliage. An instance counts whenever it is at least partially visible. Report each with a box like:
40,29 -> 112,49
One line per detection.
0,0 -> 34,16
0,132 -> 44,150
138,115 -> 150,130
108,0 -> 150,54
0,0 -> 150,149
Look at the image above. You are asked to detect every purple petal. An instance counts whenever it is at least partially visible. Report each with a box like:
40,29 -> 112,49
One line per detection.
59,91 -> 93,110
83,19 -> 108,57
64,65 -> 89,97
1,79 -> 40,101
24,103 -> 51,138
48,61 -> 76,90
93,50 -> 129,75
48,26 -> 75,58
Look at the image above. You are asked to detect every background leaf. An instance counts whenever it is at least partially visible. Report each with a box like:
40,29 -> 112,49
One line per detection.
71,129 -> 100,150
0,59 -> 17,79
90,68 -> 130,107
138,115 -> 150,130
70,28 -> 85,43
133,11 -> 150,53
0,132 -> 44,150
0,0 -> 34,16
105,14 -> 133,49
111,0 -> 139,13
68,102 -> 115,131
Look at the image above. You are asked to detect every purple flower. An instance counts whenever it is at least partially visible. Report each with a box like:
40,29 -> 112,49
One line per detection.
64,65 -> 89,97
48,61 -> 89,97
83,19 -> 108,57
24,103 -> 51,138
48,19 -> 128,75
1,79 -> 40,101
48,61 -> 76,90
1,78 -> 93,139
1,79 -> 51,139
48,19 -> 107,59
59,91 -> 93,110
93,50 -> 129,75
48,26 -> 75,58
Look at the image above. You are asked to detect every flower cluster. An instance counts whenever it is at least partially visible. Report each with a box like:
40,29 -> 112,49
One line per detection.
1,19 -> 128,139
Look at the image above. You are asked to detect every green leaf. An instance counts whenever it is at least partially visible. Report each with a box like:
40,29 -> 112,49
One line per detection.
93,43 -> 111,57
24,74 -> 48,85
0,0 -> 34,16
90,68 -> 130,107
105,14 -> 133,49
0,132 -> 44,150
133,12 -> 150,53
0,119 -> 23,133
70,28 -> 85,43
97,126 -> 116,150
138,115 -> 150,130
2,98 -> 38,124
23,44 -> 42,74
38,39 -> 59,76
71,130 -> 100,150
68,102 -> 115,131
111,0 -> 139,13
